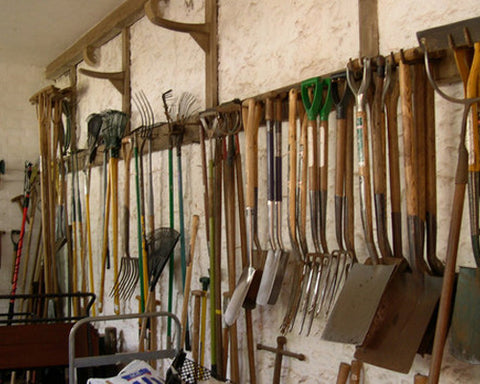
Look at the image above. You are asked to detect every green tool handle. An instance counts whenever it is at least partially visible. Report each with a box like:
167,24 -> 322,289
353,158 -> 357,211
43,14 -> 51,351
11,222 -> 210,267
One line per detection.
167,147 -> 175,348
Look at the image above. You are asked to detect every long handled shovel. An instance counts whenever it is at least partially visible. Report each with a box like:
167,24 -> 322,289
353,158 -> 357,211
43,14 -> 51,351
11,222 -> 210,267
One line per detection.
384,60 -> 403,259
257,97 -> 279,306
353,59 -> 442,374
371,56 -> 393,261
268,98 -> 290,304
233,132 -> 258,384
224,98 -> 263,326
280,89 -> 303,333
323,58 -> 397,346
448,41 -> 480,364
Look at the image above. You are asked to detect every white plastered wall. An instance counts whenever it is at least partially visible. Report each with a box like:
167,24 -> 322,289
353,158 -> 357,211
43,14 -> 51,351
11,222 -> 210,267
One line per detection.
0,60 -> 47,314
2,0 -> 480,382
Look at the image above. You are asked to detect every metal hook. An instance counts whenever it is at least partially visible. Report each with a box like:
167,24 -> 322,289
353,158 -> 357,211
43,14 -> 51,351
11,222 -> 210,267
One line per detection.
347,57 -> 371,111
420,38 -> 480,105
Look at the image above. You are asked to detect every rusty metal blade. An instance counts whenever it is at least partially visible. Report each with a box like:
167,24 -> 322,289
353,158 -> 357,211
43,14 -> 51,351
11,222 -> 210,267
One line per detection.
449,266 -> 480,364
354,272 -> 442,373
322,263 -> 396,345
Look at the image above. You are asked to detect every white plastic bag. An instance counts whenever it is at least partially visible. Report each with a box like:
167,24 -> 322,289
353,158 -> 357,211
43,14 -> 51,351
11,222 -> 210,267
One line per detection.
87,360 -> 164,384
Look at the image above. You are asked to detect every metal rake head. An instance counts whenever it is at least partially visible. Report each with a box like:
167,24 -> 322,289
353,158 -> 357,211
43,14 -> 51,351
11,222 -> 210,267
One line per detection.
133,91 -> 155,140
110,253 -> 139,301
146,227 -> 180,288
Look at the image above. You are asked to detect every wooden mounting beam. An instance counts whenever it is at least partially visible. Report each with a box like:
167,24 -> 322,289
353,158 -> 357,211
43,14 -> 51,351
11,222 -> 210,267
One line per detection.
45,0 -> 147,80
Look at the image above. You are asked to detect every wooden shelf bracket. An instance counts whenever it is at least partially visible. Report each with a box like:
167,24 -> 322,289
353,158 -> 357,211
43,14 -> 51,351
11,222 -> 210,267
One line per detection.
144,0 -> 218,108
79,28 -> 132,133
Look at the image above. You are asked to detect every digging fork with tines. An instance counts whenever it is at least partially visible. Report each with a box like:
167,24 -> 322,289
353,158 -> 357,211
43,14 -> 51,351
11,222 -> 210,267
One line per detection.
109,137 -> 138,300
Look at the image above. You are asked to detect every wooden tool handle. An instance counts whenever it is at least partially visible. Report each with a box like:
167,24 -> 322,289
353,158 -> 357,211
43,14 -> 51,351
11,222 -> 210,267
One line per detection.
123,141 -> 132,253
191,290 -> 202,364
349,359 -> 363,384
399,60 -> 418,218
181,215 -> 200,348
414,374 -> 428,384
319,119 -> 329,192
335,362 -> 351,384
288,89 -> 298,245
429,142 -> 468,383
372,61 -> 386,195
98,171 -> 111,313
335,118 -> 347,197
386,70 -> 403,259
299,116 -> 309,241
244,99 -> 259,208
110,157 -> 120,315
308,119 -> 318,191
272,336 -> 287,384
265,97 -> 273,121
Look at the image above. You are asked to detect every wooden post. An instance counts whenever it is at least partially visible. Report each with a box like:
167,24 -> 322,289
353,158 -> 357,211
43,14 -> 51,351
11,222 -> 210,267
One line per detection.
358,0 -> 379,58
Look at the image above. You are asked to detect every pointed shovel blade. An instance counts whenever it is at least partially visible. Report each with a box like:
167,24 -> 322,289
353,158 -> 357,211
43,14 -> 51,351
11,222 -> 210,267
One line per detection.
322,263 -> 396,345
224,266 -> 256,326
256,249 -> 278,306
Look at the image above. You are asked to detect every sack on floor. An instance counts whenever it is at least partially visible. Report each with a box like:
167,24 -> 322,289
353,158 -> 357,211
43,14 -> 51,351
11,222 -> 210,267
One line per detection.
87,359 -> 164,384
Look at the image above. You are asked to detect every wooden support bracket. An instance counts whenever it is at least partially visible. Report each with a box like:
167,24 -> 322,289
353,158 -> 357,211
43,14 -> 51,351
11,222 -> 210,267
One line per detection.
79,69 -> 125,94
144,0 -> 218,108
79,28 -> 132,133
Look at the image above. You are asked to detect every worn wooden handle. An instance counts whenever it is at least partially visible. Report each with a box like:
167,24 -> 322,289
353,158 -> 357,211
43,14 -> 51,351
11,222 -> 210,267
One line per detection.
335,118 -> 347,197
414,374 -> 428,384
308,119 -> 318,191
265,97 -> 273,121
110,157 -> 120,315
244,99 -> 258,208
181,215 -> 200,348
191,290 -> 202,364
349,359 -> 363,384
288,89 -> 298,245
386,71 -> 403,258
319,119 -> 329,191
335,362 -> 351,384
299,116 -> 309,239
399,60 -> 418,218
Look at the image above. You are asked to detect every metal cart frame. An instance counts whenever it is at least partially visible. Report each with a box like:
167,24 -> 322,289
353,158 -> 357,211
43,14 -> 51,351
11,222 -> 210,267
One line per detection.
68,311 -> 181,384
